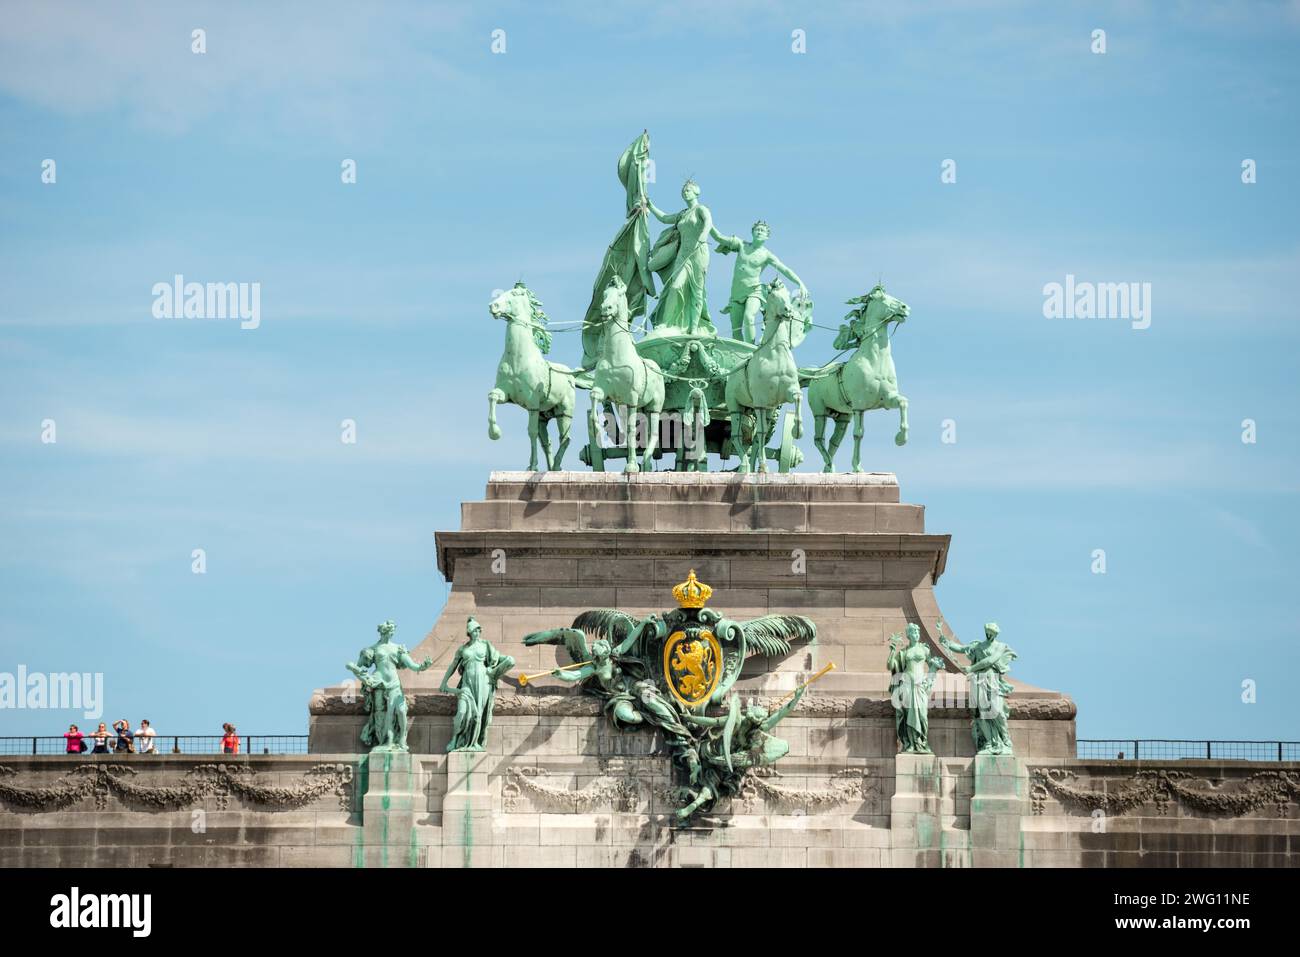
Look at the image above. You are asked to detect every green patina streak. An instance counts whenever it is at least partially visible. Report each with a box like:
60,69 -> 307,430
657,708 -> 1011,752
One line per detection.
916,813 -> 935,850
462,803 -> 472,869
939,820 -> 973,868
380,752 -> 391,868
382,751 -> 391,810
352,755 -> 370,869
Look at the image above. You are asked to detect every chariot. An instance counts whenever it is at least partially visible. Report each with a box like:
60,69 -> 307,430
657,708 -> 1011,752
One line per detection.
484,132 -> 911,476
577,328 -> 803,473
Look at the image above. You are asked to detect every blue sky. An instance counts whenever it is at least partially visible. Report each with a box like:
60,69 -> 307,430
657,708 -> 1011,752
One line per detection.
1,1 -> 1297,742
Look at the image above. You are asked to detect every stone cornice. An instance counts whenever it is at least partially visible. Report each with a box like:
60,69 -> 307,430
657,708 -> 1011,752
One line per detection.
436,529 -> 952,582
309,689 -> 1076,720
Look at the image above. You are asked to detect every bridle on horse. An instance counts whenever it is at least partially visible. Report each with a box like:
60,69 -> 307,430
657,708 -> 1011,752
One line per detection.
829,300 -> 905,406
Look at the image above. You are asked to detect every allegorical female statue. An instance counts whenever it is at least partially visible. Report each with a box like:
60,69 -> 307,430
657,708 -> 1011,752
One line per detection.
439,617 -> 515,752
936,620 -> 1017,755
886,623 -> 945,754
346,620 -> 432,753
645,179 -> 728,335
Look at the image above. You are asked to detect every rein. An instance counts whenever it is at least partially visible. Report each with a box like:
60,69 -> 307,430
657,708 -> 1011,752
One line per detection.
496,298 -> 904,386
799,310 -> 903,382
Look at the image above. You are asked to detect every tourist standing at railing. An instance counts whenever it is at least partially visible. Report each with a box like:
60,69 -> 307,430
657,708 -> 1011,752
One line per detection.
135,719 -> 156,754
221,723 -> 240,754
91,723 -> 110,753
112,719 -> 134,753
64,724 -> 85,755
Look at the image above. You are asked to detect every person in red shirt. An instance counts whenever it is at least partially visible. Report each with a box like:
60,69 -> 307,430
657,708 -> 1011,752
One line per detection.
64,724 -> 85,755
221,722 -> 240,754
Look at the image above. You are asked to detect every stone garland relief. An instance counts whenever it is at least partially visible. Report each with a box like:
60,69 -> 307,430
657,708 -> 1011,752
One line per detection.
1030,767 -> 1300,818
0,763 -> 354,813
502,762 -> 872,817
733,767 -> 874,815
503,765 -> 643,814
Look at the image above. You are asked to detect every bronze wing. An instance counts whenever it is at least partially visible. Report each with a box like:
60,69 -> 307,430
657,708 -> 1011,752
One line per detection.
711,614 -> 817,702
570,609 -> 638,646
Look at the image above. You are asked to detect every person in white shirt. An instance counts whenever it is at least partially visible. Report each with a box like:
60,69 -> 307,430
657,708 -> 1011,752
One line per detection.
135,718 -> 157,754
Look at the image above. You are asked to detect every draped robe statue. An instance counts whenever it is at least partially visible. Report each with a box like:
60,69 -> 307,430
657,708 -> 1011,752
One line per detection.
645,179 -> 725,335
439,617 -> 515,752
937,620 -> 1017,755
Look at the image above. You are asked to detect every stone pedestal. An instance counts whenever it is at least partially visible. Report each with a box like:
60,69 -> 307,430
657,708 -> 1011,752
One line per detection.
359,751 -> 421,868
310,471 -> 1076,759
441,750 -> 498,869
890,753 -> 942,867
970,754 -> 1028,868
423,471 -> 945,699
301,471 -> 1076,869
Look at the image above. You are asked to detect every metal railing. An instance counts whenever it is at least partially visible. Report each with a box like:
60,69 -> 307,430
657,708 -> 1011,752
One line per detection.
0,735 -> 309,756
1077,739 -> 1300,762
6,735 -> 1295,761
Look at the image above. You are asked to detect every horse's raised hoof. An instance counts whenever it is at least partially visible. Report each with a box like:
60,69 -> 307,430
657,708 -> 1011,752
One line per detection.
895,430 -> 908,447
488,424 -> 501,440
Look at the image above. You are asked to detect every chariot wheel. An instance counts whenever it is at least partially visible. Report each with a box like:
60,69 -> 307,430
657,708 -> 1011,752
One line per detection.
777,410 -> 799,473
586,414 -> 606,472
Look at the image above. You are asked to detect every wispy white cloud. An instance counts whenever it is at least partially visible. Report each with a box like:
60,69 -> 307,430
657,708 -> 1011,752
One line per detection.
0,1 -> 470,138
1206,506 -> 1273,551
801,230 -> 1300,332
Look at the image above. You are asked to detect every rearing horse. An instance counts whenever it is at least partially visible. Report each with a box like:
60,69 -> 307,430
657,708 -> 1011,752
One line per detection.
803,283 -> 910,472
724,278 -> 808,473
487,282 -> 576,471
589,275 -> 666,473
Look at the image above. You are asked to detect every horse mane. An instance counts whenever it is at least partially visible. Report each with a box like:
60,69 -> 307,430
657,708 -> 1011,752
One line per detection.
515,286 -> 551,353
524,288 -> 549,326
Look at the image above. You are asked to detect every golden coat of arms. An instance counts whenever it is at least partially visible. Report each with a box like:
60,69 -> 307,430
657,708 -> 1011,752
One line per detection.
663,628 -> 723,708
519,567 -> 825,820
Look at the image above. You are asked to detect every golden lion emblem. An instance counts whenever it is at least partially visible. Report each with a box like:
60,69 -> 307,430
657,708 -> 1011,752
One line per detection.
671,640 -> 709,699
663,630 -> 721,707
